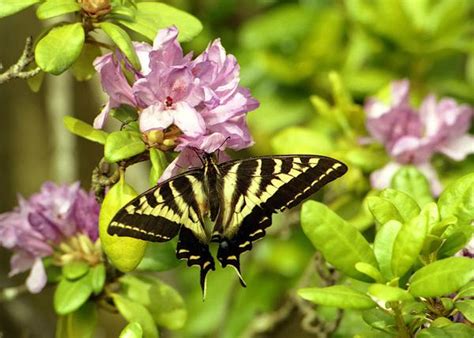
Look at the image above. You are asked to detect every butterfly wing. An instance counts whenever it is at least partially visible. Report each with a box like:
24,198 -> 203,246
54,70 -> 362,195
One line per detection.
108,170 -> 215,295
213,155 -> 347,283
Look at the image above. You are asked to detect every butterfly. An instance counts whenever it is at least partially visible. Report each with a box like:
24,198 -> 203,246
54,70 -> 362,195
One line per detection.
108,153 -> 347,296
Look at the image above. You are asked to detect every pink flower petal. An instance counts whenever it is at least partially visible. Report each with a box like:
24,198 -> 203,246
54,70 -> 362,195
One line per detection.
438,135 -> 474,161
139,104 -> 173,132
26,258 -> 47,294
370,162 -> 401,191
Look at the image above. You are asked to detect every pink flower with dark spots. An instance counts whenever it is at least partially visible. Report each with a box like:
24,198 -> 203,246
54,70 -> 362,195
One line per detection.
365,80 -> 474,195
0,183 -> 100,293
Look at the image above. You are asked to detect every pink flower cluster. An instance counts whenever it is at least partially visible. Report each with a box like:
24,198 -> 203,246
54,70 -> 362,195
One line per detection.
0,183 -> 99,293
365,80 -> 474,194
94,26 -> 259,179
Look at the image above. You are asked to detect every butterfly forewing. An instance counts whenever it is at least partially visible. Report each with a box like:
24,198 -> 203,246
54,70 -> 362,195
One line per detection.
108,170 -> 216,293
213,155 -> 347,280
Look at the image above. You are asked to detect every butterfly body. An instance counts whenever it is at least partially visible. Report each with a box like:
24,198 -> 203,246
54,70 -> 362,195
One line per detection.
108,153 -> 347,295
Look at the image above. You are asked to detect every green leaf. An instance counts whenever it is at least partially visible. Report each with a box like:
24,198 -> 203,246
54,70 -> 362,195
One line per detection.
112,293 -> 159,338
62,260 -> 90,280
379,188 -> 421,221
391,210 -> 428,277
0,0 -> 40,18
99,22 -> 140,70
298,286 -> 376,310
149,148 -> 168,187
99,174 -> 147,272
35,23 -> 85,75
90,264 -> 106,295
120,275 -> 187,330
71,43 -> 101,81
409,257 -> 474,297
455,300 -> 474,322
56,301 -> 97,338
104,131 -> 146,163
54,274 -> 93,315
120,322 -> 143,338
438,231 -> 470,258
374,220 -> 402,281
391,166 -> 433,206
361,308 -> 396,334
368,284 -> 413,302
137,241 -> 180,272
355,262 -> 383,283
457,281 -> 474,299
63,116 -> 108,144
438,173 -> 474,226
110,105 -> 138,124
366,196 -> 403,225
301,201 -> 378,282
36,0 -> 80,20
27,68 -> 44,92
417,323 -> 474,338
118,2 -> 202,42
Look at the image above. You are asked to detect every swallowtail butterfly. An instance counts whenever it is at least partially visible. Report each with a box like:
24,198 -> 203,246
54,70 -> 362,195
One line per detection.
108,153 -> 347,296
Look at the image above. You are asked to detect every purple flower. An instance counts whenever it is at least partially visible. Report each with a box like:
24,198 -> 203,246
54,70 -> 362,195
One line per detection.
94,26 -> 259,178
0,182 -> 100,293
365,80 -> 474,195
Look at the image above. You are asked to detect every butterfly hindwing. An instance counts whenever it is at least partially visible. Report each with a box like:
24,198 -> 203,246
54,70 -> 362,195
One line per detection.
213,155 -> 347,281
108,171 -> 215,294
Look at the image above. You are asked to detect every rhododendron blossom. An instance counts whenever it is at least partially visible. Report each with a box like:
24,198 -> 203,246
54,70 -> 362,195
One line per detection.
94,26 -> 259,179
365,80 -> 474,195
0,182 -> 100,293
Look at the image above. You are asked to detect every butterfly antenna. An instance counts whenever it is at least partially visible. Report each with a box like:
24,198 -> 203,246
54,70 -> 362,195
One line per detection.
191,147 -> 205,166
216,137 -> 231,162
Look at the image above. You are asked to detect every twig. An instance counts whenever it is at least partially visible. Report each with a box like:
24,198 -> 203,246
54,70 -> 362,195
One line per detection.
0,37 -> 41,84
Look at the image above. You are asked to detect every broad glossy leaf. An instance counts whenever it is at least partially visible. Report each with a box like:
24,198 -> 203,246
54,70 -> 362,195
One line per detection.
437,231 -> 470,258
355,262 -> 383,283
118,2 -> 202,42
35,23 -> 85,75
455,300 -> 474,322
99,22 -> 140,70
137,241 -> 180,272
409,257 -> 474,297
104,131 -> 146,163
361,308 -> 396,334
36,0 -> 80,20
417,323 -> 474,338
110,105 -> 138,124
368,284 -> 413,301
374,220 -> 402,281
90,264 -> 106,295
64,116 -> 108,144
367,196 -> 403,225
0,0 -> 40,18
457,281 -> 474,298
112,293 -> 158,338
99,175 -> 147,272
56,301 -> 97,338
380,188 -> 420,221
391,166 -> 433,206
301,201 -> 378,282
62,260 -> 89,280
54,273 -> 93,315
71,43 -> 101,81
298,285 -> 376,309
438,173 -> 474,226
149,148 -> 168,187
391,210 -> 428,277
120,275 -> 186,330
120,322 -> 143,338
